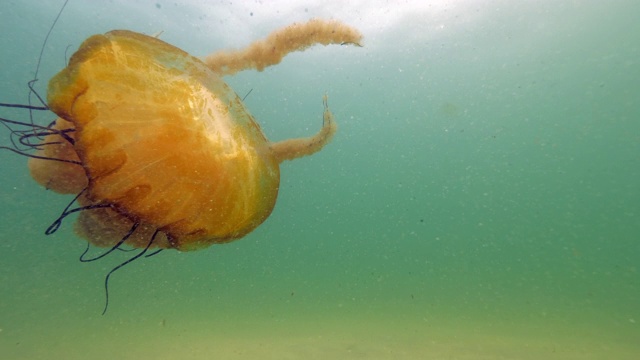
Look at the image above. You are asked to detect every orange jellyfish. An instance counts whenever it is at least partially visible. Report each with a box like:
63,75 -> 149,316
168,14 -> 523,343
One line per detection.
2,19 -> 362,312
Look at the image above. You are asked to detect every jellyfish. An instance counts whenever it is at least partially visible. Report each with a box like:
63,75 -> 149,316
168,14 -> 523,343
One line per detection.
1,19 -> 362,312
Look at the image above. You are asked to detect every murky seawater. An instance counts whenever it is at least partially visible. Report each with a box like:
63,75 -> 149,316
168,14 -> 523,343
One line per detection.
1,1 -> 639,359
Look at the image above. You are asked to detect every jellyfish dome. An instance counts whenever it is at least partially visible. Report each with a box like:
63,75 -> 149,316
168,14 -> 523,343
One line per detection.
26,21 -> 362,251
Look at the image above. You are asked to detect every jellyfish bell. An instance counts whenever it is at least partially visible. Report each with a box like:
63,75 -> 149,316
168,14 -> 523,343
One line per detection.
44,30 -> 281,251
20,20 -> 362,252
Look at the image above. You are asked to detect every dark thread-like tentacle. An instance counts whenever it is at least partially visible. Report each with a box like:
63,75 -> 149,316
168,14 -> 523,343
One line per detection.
45,189 -> 111,235
102,230 -> 161,315
29,0 -> 68,107
1,116 -> 78,159
80,223 -> 140,262
145,248 -> 164,258
242,88 -> 253,101
0,146 -> 81,165
0,103 -> 48,111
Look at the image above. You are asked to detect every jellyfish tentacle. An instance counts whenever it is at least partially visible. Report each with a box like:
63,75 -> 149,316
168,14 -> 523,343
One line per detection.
79,222 -> 140,262
0,145 -> 80,165
25,0 -> 68,128
25,118 -> 88,194
19,127 -> 76,148
101,229 -> 160,315
0,116 -> 75,152
7,128 -> 76,157
27,80 -> 50,111
204,19 -> 363,75
241,88 -> 253,101
0,103 -> 48,110
145,248 -> 164,258
269,94 -> 337,163
45,189 -> 111,235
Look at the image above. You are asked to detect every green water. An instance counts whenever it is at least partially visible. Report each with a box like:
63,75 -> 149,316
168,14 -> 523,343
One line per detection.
1,1 -> 639,359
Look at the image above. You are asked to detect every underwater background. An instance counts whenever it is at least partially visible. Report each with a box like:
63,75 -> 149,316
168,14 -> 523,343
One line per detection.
1,0 -> 638,359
